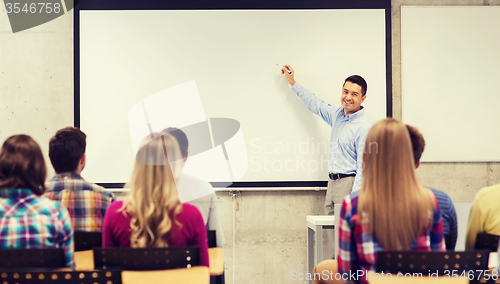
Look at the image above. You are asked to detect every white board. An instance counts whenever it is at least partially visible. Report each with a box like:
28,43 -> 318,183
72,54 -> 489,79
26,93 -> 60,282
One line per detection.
79,9 -> 387,184
401,6 -> 500,162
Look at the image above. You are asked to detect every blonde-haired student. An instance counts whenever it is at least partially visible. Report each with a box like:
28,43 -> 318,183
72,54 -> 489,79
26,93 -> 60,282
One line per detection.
102,133 -> 208,267
314,118 -> 444,284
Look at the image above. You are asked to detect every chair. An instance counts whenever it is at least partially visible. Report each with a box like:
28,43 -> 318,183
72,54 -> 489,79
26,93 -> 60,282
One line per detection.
375,251 -> 490,275
93,246 -> 200,270
0,248 -> 65,269
93,247 -> 208,284
444,234 -> 453,251
474,233 -> 499,252
74,231 -> 102,251
207,230 -> 217,248
121,266 -> 209,284
0,269 -> 122,284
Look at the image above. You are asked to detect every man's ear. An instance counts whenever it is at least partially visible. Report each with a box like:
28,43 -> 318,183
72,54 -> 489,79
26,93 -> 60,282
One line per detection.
415,161 -> 420,169
183,151 -> 188,163
80,152 -> 86,170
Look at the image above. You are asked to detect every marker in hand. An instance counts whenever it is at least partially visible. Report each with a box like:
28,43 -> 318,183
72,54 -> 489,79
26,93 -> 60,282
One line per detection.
278,64 -> 292,74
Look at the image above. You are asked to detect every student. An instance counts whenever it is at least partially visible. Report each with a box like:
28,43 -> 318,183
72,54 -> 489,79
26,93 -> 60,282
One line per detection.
282,65 -> 372,258
406,124 -> 458,250
0,135 -> 74,268
313,119 -> 444,284
45,127 -> 114,232
102,133 -> 209,267
162,127 -> 225,248
465,183 -> 500,250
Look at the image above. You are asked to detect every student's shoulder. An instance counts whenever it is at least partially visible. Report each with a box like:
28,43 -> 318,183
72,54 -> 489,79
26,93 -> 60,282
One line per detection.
106,200 -> 124,214
179,173 -> 215,198
429,188 -> 452,202
475,183 -> 500,202
178,203 -> 204,223
85,181 -> 109,193
181,203 -> 203,215
181,173 -> 213,187
78,180 -> 114,199
35,195 -> 72,220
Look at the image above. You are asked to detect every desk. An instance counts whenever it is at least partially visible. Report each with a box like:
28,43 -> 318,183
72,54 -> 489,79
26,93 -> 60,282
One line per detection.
122,266 -> 209,284
307,215 -> 335,283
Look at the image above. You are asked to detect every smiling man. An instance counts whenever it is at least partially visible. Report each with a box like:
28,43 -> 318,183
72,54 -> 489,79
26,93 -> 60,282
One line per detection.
282,65 -> 372,259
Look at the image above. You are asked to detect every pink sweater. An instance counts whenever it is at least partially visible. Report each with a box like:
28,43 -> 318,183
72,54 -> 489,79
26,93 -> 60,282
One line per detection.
102,201 -> 209,267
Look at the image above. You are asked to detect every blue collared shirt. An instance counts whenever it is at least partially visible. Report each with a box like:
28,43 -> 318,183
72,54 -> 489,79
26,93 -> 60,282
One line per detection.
291,83 -> 372,191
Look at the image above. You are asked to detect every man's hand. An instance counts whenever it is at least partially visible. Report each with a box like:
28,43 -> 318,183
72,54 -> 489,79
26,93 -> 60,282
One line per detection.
281,65 -> 296,86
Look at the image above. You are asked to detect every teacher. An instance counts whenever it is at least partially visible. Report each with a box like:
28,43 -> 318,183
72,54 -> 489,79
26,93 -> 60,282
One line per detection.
282,65 -> 372,258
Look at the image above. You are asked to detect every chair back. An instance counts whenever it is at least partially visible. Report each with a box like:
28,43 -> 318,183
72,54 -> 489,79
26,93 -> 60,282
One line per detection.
474,233 -> 499,252
375,251 -> 489,275
444,234 -> 453,250
0,248 -> 65,269
74,231 -> 102,251
207,230 -> 217,248
93,246 -> 200,270
0,269 -> 122,284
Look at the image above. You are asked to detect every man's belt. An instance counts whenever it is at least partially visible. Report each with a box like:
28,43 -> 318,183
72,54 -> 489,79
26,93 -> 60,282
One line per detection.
329,173 -> 356,180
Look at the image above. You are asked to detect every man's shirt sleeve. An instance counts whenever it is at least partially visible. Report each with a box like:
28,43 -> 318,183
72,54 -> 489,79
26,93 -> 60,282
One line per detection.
352,126 -> 370,192
291,83 -> 334,126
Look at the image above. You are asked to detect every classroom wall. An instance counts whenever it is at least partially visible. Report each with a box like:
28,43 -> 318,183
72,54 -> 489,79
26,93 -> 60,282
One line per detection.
1,0 -> 500,283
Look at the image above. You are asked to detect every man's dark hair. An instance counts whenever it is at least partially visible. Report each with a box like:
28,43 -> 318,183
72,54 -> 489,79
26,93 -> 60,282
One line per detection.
344,75 -> 367,96
161,127 -> 188,158
0,135 -> 47,195
406,124 -> 425,166
49,127 -> 86,173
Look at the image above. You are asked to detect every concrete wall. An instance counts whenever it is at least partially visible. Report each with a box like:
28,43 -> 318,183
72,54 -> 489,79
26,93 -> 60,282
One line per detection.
1,1 -> 500,283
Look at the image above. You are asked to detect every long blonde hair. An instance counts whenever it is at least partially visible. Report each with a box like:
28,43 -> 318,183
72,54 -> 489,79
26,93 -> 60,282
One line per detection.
358,118 -> 435,250
122,133 -> 184,248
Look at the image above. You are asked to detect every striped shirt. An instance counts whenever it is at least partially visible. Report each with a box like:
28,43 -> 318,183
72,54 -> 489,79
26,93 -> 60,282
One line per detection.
337,191 -> 445,284
0,188 -> 75,268
430,188 -> 457,250
45,173 -> 114,232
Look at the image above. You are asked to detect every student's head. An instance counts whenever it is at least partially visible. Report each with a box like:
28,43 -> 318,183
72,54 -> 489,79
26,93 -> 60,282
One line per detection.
341,75 -> 367,115
49,127 -> 86,174
161,127 -> 188,159
405,124 -> 425,167
359,118 -> 434,250
363,118 -> 415,176
124,132 -> 184,248
0,135 -> 47,195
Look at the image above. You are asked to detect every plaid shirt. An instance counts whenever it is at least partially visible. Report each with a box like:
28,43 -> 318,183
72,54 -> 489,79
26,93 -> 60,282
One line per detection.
0,188 -> 75,268
338,191 -> 445,284
45,173 -> 114,232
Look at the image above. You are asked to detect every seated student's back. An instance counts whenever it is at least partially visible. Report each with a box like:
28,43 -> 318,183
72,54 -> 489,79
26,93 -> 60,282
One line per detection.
406,124 -> 458,250
314,119 -> 445,284
45,127 -> 114,232
465,183 -> 500,250
161,127 -> 225,248
102,133 -> 209,267
0,135 -> 74,268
